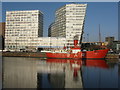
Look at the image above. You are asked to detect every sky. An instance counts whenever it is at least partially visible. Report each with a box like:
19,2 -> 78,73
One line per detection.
1,2 -> 118,42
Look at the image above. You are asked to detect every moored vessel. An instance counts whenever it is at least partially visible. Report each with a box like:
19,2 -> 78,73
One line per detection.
46,39 -> 109,59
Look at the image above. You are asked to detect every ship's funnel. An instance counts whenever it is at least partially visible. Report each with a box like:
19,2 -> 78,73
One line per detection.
74,40 -> 78,47
74,35 -> 79,47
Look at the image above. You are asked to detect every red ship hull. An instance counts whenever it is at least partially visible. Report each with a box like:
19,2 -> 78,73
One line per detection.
46,49 -> 109,59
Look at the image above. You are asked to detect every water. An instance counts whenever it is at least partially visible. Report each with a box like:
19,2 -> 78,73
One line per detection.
0,53 -> 2,90
2,57 -> 119,88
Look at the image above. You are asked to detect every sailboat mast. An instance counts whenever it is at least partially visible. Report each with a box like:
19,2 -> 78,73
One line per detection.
99,24 -> 101,42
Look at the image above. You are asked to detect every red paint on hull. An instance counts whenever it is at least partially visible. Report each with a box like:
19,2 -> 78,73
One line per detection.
46,59 -> 109,68
85,60 -> 109,68
47,59 -> 82,65
46,49 -> 109,59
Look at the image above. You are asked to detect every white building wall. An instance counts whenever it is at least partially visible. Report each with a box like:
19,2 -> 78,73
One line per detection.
5,10 -> 43,50
51,4 -> 87,47
33,37 -> 66,48
66,4 -> 87,46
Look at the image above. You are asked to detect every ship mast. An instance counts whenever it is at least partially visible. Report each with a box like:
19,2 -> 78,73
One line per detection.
99,24 -> 101,42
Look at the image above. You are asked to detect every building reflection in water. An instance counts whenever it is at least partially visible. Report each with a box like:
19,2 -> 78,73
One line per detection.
3,57 -> 117,88
44,59 -> 83,88
0,54 -> 2,90
118,60 -> 120,89
3,57 -> 37,88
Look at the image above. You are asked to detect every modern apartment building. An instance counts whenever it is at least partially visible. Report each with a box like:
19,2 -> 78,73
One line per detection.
5,10 -> 43,50
5,4 -> 87,51
0,22 -> 5,50
0,22 -> 5,37
48,22 -> 54,37
50,4 -> 87,46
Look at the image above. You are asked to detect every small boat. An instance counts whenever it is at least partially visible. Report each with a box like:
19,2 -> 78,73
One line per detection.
46,39 -> 109,59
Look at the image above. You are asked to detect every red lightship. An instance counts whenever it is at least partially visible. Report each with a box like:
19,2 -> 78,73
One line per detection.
46,39 -> 109,59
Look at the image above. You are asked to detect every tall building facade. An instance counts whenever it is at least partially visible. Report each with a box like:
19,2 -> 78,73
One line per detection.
48,22 -> 54,37
5,10 -> 43,50
0,22 -> 5,38
0,22 -> 5,50
50,4 -> 87,46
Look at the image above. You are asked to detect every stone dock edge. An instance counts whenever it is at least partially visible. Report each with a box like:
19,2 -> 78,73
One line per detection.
1,52 -> 120,59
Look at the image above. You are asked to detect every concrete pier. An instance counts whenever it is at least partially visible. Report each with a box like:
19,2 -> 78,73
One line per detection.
2,52 -> 120,59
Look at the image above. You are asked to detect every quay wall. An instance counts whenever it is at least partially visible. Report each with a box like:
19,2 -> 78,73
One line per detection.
105,54 -> 119,59
1,52 -> 119,59
2,52 -> 46,58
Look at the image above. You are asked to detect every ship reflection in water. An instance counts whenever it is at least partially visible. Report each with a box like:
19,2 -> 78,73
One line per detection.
3,57 -> 118,88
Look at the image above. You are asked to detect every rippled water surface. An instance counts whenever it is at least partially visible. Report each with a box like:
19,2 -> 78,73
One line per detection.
2,57 -> 120,88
